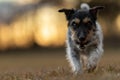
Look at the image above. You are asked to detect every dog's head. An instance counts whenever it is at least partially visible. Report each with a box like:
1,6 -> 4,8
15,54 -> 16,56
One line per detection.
58,5 -> 104,49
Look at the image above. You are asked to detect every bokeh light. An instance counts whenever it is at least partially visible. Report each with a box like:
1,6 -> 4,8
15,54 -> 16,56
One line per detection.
116,14 -> 120,34
0,4 -> 67,50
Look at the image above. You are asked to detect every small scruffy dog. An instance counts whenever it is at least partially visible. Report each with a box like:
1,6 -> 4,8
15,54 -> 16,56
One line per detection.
58,3 -> 104,74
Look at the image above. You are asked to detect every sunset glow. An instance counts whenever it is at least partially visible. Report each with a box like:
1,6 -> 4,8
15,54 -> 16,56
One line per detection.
0,6 -> 67,50
34,6 -> 67,47
116,14 -> 120,33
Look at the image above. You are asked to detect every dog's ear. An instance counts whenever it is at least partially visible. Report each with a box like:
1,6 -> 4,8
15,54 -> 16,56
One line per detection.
90,6 -> 104,20
58,8 -> 75,20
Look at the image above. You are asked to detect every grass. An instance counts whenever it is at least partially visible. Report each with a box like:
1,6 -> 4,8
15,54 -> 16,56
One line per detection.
0,48 -> 120,80
0,66 -> 120,80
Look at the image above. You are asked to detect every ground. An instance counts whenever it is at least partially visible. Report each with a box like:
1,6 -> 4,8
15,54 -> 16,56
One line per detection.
0,48 -> 120,80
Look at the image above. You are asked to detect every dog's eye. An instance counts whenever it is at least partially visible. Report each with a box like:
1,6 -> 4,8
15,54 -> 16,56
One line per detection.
71,22 -> 78,30
72,22 -> 77,26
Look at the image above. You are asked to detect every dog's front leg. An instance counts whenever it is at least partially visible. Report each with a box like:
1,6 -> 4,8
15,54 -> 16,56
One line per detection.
66,47 -> 82,74
87,48 -> 102,72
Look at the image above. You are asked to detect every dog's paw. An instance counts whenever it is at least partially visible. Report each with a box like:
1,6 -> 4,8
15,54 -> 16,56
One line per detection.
87,64 -> 97,73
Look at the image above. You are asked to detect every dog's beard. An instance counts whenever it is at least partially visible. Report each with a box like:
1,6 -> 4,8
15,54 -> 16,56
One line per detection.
76,40 -> 90,49
71,34 -> 91,49
74,38 -> 98,50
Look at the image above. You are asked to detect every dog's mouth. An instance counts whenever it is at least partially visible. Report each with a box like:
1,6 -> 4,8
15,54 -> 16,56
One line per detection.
76,41 -> 90,49
80,45 -> 85,49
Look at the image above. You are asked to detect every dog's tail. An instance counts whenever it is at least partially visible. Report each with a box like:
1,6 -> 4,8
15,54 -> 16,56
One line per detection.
80,3 -> 90,10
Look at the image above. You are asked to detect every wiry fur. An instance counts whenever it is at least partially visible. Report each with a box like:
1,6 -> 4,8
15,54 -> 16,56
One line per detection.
66,21 -> 103,73
59,4 -> 103,73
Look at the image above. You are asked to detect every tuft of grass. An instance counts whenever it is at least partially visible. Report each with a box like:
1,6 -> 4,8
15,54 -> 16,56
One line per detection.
0,65 -> 119,80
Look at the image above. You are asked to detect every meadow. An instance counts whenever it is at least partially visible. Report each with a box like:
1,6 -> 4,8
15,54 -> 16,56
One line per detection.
0,48 -> 120,80
0,0 -> 119,80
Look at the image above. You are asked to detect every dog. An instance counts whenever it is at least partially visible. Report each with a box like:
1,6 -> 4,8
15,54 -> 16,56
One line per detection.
58,3 -> 104,74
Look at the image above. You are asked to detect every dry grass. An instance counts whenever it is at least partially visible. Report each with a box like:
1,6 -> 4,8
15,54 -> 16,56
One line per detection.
0,66 -> 120,80
0,49 -> 120,80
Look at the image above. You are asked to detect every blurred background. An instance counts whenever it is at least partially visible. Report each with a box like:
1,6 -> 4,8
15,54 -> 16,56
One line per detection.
0,0 -> 120,72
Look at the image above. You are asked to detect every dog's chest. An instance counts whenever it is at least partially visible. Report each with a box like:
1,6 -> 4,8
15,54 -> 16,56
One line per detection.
79,45 -> 97,55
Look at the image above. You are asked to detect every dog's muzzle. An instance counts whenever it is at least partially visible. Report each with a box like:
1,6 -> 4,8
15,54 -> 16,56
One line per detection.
76,40 -> 90,49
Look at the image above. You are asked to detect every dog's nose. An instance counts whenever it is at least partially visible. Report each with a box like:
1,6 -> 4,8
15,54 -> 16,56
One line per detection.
79,37 -> 85,41
78,32 -> 85,41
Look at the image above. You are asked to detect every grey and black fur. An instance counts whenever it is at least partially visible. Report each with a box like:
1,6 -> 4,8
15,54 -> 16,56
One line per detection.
58,3 -> 104,74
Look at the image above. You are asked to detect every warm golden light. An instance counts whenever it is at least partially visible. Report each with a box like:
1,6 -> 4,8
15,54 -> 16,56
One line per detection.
0,6 -> 67,50
116,14 -> 120,32
34,6 -> 67,47
0,26 -> 13,50
17,0 -> 37,4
